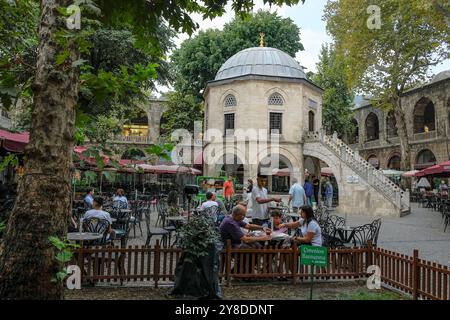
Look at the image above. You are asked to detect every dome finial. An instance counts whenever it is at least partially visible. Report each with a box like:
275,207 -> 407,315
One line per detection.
259,32 -> 265,47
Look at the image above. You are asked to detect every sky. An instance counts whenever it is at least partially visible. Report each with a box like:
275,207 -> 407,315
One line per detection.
157,0 -> 449,93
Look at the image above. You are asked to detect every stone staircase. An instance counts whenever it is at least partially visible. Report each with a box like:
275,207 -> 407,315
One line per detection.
304,130 -> 410,215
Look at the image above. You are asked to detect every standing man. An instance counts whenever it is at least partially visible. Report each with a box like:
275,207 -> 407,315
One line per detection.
223,175 -> 235,202
325,179 -> 334,208
303,178 -> 314,206
312,175 -> 320,205
251,174 -> 281,225
288,178 -> 307,217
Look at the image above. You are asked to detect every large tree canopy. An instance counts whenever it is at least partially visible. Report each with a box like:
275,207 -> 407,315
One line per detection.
0,0 -> 305,299
324,0 -> 449,169
312,44 -> 354,136
171,10 -> 304,101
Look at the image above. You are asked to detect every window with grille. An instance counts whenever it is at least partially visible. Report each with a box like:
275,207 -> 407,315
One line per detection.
268,93 -> 284,105
224,113 -> 235,134
224,94 -> 237,107
270,113 -> 282,134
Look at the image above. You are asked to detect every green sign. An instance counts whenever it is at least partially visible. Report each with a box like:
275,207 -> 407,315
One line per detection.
300,245 -> 328,267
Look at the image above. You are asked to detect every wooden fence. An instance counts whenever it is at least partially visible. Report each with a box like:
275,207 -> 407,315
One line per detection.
73,241 -> 450,300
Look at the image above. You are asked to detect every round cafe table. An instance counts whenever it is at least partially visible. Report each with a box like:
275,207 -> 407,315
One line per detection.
67,232 -> 103,243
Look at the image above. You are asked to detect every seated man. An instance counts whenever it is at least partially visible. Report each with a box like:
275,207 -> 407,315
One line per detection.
113,188 -> 128,208
83,196 -> 115,240
200,191 -> 219,210
219,205 -> 271,248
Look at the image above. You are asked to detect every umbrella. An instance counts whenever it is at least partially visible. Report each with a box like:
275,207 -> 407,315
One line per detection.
416,160 -> 450,177
381,169 -> 404,177
417,177 -> 431,188
402,170 -> 419,177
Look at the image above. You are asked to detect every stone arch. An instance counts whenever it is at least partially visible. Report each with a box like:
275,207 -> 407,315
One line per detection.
415,148 -> 437,170
256,146 -> 301,178
386,152 -> 401,170
366,154 -> 380,169
386,111 -> 397,137
303,143 -> 343,203
258,153 -> 294,192
414,97 -> 435,133
365,112 -> 379,141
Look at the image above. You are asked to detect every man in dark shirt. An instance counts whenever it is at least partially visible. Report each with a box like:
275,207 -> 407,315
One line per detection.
303,178 -> 314,206
312,175 -> 320,205
219,205 -> 271,248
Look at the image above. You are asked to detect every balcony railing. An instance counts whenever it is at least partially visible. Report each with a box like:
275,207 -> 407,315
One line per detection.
112,135 -> 150,143
413,131 -> 437,141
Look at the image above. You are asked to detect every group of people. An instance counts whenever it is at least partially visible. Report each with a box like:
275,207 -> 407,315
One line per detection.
202,174 -> 323,249
69,188 -> 130,240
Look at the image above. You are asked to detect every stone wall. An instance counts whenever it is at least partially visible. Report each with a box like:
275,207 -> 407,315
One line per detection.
350,76 -> 450,169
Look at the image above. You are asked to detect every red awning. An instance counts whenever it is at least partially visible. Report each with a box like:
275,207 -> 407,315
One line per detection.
416,161 -> 450,177
0,129 -> 29,152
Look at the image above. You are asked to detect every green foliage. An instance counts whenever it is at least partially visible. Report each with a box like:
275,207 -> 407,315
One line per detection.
48,236 -> 79,283
161,92 -> 203,137
312,44 -> 354,135
144,144 -> 174,162
0,220 -> 5,233
0,154 -> 19,172
171,9 -> 305,101
0,0 -> 38,110
178,214 -> 220,263
325,0 -> 449,103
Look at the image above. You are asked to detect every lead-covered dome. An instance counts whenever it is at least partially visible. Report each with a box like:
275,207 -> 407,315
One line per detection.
214,47 -> 306,81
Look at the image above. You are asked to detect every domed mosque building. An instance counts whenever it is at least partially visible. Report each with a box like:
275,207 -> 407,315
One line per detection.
202,41 -> 411,217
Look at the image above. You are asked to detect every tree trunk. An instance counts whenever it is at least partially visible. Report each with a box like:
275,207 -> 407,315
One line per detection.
0,0 -> 79,299
393,96 -> 411,171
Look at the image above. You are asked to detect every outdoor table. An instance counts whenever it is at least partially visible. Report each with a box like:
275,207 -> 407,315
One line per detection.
336,226 -> 355,243
67,232 -> 103,243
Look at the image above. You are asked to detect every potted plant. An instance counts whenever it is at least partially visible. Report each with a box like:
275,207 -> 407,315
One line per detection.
170,213 -> 222,299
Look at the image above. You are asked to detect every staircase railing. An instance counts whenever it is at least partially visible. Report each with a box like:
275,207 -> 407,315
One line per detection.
304,130 -> 410,212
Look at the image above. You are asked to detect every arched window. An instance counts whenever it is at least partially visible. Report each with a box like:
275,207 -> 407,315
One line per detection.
308,111 -> 315,132
367,154 -> 380,169
387,155 -> 401,170
268,92 -> 284,105
365,112 -> 379,141
386,111 -> 397,137
415,149 -> 437,169
414,97 -> 435,133
224,94 -> 237,107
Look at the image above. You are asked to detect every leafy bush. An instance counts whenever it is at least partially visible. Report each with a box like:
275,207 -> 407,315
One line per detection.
48,236 -> 79,283
178,213 -> 220,263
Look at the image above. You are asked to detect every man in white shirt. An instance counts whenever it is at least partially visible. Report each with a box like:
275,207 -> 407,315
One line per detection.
83,196 -> 114,239
251,175 -> 281,225
200,192 -> 220,222
200,192 -> 219,210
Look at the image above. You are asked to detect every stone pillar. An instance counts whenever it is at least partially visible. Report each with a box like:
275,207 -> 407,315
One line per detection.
299,143 -> 305,184
146,97 -> 166,145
